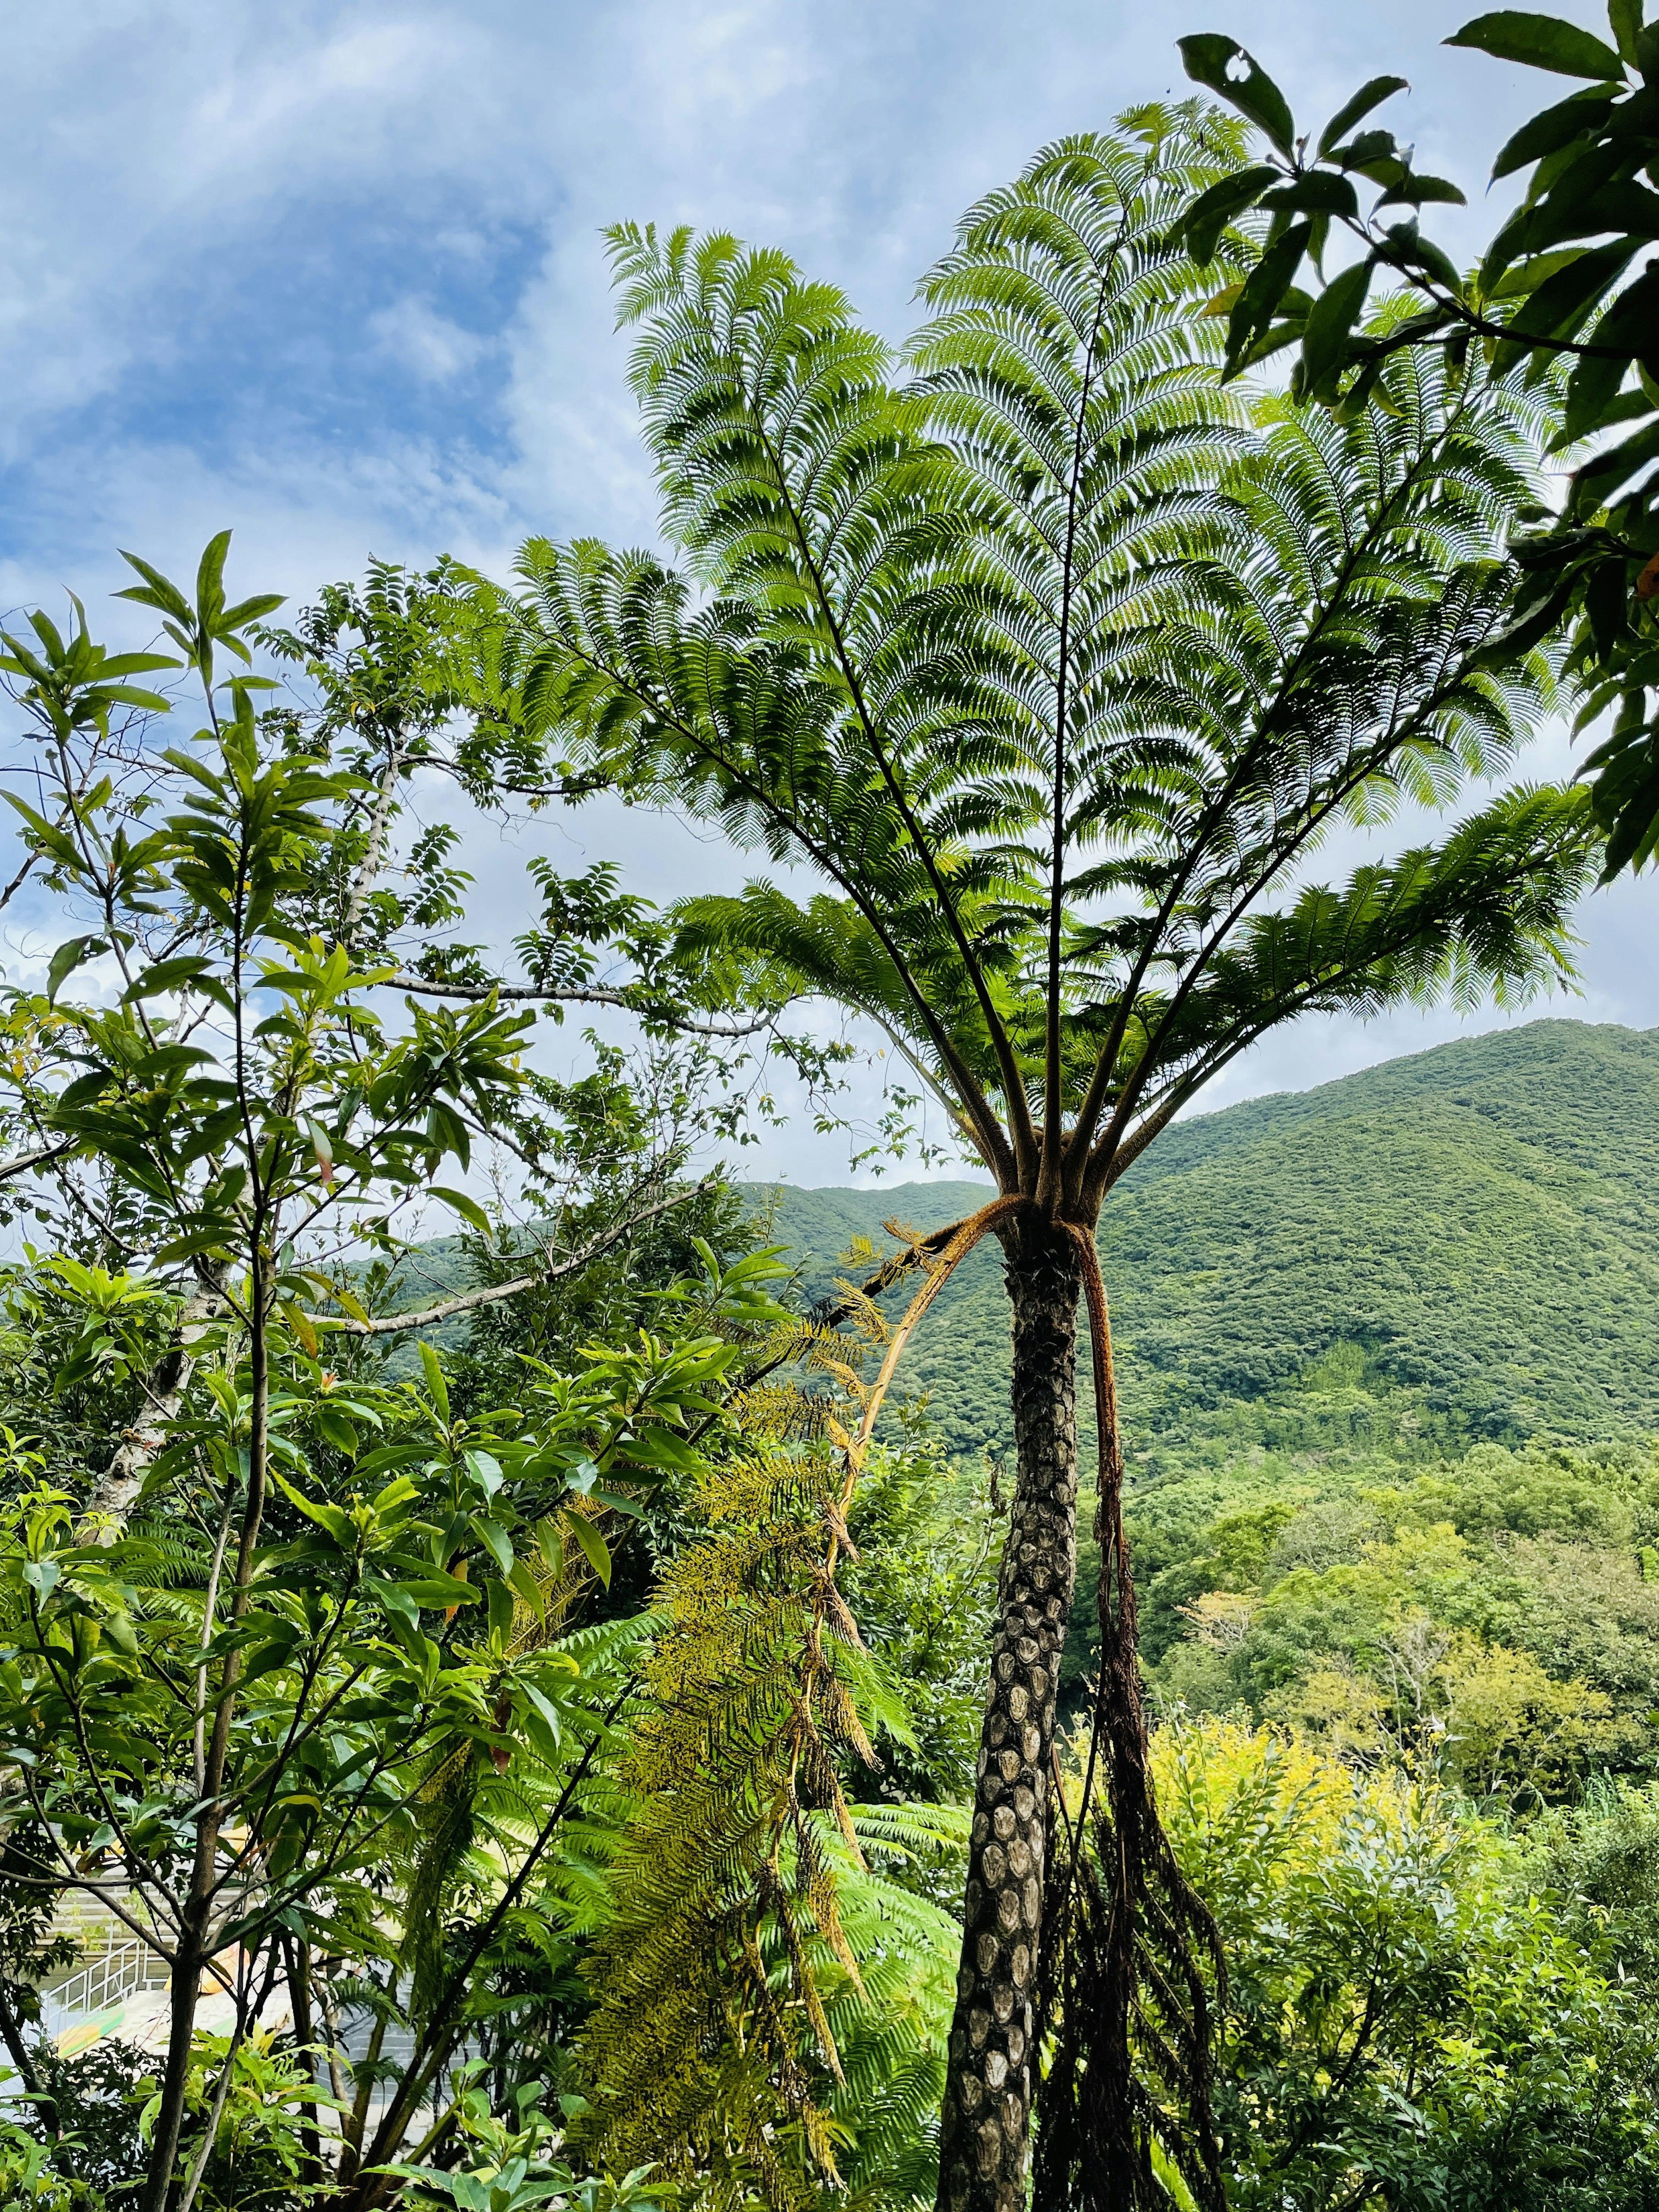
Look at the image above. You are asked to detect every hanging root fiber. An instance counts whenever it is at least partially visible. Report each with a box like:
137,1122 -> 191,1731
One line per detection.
816,1194 -> 1229,2212
1030,1227 -> 1227,2212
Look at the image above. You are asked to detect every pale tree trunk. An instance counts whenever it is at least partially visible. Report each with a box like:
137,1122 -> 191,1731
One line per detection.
77,1271 -> 226,1541
937,1219 -> 1083,2212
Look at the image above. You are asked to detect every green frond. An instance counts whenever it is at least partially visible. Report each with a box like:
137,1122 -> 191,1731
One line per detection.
501,105 -> 1591,1197
574,1443 -> 956,2211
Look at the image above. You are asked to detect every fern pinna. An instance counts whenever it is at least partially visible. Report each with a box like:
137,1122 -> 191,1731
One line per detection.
576,1395 -> 965,2210
483,102 -> 1595,2212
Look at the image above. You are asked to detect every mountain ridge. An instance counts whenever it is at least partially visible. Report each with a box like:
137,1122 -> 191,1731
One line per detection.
753,1019 -> 1659,1466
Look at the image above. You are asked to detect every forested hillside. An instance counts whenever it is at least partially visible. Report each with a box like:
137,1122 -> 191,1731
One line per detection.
762,1018 -> 1659,1469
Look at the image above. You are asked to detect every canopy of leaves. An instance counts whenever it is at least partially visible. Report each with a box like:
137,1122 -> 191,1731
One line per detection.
489,110 -> 1592,1224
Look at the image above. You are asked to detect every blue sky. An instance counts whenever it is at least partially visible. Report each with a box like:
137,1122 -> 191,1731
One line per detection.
3,0 -> 1652,1184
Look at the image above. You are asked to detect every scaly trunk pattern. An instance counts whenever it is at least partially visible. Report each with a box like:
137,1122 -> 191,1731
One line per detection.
937,1220 -> 1084,2212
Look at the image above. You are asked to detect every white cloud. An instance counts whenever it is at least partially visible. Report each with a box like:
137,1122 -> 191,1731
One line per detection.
0,0 -> 1646,1187
368,296 -> 489,382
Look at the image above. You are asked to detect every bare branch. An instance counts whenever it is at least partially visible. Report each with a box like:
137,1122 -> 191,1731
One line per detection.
385,971 -> 777,1038
0,1136 -> 75,1187
330,1181 -> 709,1337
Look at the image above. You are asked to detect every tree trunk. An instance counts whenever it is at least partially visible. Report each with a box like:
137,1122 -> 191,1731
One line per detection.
937,1219 -> 1084,2212
77,1269 -> 226,1543
0,1977 -> 52,2135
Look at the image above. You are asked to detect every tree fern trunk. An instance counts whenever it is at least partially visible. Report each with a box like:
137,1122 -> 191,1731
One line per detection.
937,1218 -> 1083,2212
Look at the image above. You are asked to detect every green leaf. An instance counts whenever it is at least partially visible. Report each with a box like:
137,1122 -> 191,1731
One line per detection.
535,1518 -> 565,1578
1377,173 -> 1468,208
1177,34 -> 1297,153
219,592 -> 286,629
565,1512 -> 613,1588
119,956 -> 213,1004
1317,75 -> 1411,157
431,1185 -> 491,1235
487,1576 -> 516,1641
507,1557 -> 547,1622
464,1448 -> 504,1498
46,936 -> 99,1004
1503,235 -> 1641,349
397,1574 -> 481,1609
1225,219 -> 1313,378
617,1426 -> 699,1472
114,551 -> 192,623
418,1341 -> 450,1423
313,1406 -> 359,1456
1446,11 -> 1625,79
1180,165 -> 1279,264
521,1681 -> 565,1760
196,530 -> 232,624
1491,85 -> 1617,177
1261,172 -> 1360,218
267,1466 -> 355,1548
1610,0 -> 1643,66
1583,261 -> 1659,380
1561,343 -> 1634,443
471,1514 -> 515,1576
1300,257 -> 1375,398
101,1609 -> 139,1656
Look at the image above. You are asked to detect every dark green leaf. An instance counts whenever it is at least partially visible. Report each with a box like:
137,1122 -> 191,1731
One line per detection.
1225,219 -> 1313,378
1561,342 -> 1634,442
1181,165 -> 1279,264
1492,86 -> 1616,176
1447,11 -> 1625,79
1300,257 -> 1375,397
1178,34 -> 1297,153
487,1576 -> 515,1641
1334,128 -> 1402,176
566,1513 -> 613,1588
1590,262 -> 1659,379
1587,551 -> 1631,655
1571,416 -> 1659,512
1503,235 -> 1641,347
1382,226 -> 1466,293
1261,172 -> 1360,218
1317,76 -> 1410,158
1376,173 -> 1468,207
46,937 -> 99,1004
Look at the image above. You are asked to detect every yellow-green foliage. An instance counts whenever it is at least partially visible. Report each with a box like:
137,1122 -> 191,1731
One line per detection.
1147,1718 -> 1659,2205
577,1443 -> 962,2210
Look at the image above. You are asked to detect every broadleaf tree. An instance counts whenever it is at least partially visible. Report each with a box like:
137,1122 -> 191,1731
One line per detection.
1174,3 -> 1659,874
0,540 -> 846,2212
464,106 -> 1599,2212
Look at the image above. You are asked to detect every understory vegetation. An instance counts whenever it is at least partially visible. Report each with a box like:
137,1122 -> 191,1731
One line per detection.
9,4 -> 1659,2206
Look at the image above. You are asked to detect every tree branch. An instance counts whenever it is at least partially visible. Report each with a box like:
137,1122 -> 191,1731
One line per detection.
328,1182 -> 708,1337
385,972 -> 777,1038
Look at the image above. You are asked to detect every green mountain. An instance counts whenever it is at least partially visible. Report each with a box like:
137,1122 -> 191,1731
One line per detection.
756,1019 -> 1659,1472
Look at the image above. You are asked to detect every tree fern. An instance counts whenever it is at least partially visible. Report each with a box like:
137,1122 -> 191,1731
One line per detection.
479,101 -> 1597,2212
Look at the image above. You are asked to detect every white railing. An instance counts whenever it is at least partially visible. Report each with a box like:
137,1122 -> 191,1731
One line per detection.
39,1939 -> 169,2034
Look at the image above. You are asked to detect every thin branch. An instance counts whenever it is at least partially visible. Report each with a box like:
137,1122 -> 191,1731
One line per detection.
385,972 -> 778,1038
328,1182 -> 708,1337
0,1137 -> 75,1187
